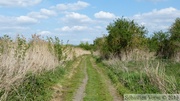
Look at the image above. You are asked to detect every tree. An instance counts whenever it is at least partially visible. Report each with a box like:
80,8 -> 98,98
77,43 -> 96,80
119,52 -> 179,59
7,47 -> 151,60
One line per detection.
169,18 -> 180,55
150,31 -> 171,58
106,18 -> 147,59
148,18 -> 180,59
170,18 -> 180,42
94,36 -> 109,59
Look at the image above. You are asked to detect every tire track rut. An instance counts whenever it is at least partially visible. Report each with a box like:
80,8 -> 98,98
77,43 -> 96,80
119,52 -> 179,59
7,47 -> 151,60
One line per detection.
73,60 -> 88,101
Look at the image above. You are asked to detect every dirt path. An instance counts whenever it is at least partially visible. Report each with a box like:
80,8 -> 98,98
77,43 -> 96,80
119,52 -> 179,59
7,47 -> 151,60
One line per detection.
90,58 -> 123,101
72,60 -> 88,101
51,55 -> 123,101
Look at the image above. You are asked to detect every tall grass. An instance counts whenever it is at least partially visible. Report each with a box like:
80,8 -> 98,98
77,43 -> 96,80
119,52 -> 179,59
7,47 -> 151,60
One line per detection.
103,50 -> 179,94
0,34 -> 63,100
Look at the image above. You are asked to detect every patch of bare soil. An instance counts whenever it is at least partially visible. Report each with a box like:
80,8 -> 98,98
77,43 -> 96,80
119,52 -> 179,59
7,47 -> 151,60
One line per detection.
91,59 -> 123,101
72,61 -> 88,101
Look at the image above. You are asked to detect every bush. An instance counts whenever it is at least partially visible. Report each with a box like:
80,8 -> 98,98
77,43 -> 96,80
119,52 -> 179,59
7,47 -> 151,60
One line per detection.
78,41 -> 94,50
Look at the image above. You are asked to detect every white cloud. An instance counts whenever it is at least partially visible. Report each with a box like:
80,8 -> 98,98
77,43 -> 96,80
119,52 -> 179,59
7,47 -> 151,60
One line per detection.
0,0 -> 42,7
16,16 -> 38,24
51,1 -> 89,11
28,8 -> 57,19
132,7 -> 180,33
57,26 -> 90,32
0,15 -> 38,34
61,12 -> 93,25
94,11 -> 117,19
37,31 -> 52,35
28,12 -> 47,19
40,9 -> 57,16
0,15 -> 38,26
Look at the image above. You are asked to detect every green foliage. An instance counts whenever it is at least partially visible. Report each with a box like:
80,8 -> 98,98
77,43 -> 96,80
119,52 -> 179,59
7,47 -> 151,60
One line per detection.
119,72 -> 159,93
170,18 -> 180,42
169,18 -> 180,55
100,58 -> 179,94
106,18 -> 147,57
15,35 -> 30,60
94,17 -> 180,60
148,18 -> 180,59
79,41 -> 94,50
94,36 -> 110,59
0,35 -> 12,54
94,18 -> 147,59
47,37 -> 62,61
5,66 -> 65,101
149,31 -> 172,58
54,37 -> 62,61
165,62 -> 180,92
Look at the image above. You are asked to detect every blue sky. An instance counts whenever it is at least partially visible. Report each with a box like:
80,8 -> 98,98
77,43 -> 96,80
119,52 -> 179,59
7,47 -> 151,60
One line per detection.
0,0 -> 180,44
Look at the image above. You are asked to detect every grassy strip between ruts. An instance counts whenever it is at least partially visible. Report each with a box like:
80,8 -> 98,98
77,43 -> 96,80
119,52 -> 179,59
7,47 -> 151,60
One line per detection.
60,56 -> 86,101
4,57 -> 80,101
83,56 -> 112,101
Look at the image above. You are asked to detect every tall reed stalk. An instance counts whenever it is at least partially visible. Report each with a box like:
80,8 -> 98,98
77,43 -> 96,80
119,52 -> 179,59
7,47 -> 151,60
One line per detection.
0,34 -> 62,100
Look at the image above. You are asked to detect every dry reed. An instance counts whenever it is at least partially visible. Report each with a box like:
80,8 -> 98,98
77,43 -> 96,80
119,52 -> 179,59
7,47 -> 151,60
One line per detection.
0,35 -> 61,100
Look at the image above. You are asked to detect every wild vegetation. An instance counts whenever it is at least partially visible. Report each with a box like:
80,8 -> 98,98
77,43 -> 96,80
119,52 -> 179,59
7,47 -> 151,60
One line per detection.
0,34 -> 66,100
93,17 -> 180,94
0,17 -> 179,101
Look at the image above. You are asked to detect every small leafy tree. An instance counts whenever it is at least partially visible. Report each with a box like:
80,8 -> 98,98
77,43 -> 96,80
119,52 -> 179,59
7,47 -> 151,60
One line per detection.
150,31 -> 171,58
106,18 -> 147,59
94,36 -> 109,59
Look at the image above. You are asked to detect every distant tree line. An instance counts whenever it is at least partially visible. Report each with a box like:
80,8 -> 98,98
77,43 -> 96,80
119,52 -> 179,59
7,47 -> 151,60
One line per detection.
78,41 -> 94,50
